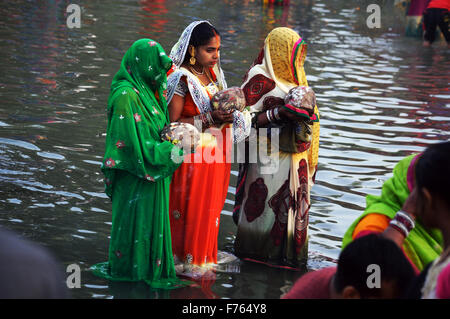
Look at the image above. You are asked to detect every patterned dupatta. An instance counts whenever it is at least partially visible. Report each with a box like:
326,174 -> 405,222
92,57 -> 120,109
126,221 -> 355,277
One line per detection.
241,27 -> 311,114
167,20 -> 251,143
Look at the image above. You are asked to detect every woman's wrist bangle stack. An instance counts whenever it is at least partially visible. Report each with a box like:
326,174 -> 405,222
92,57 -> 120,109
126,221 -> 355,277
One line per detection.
389,210 -> 415,238
266,109 -> 273,123
266,107 -> 281,123
273,107 -> 281,121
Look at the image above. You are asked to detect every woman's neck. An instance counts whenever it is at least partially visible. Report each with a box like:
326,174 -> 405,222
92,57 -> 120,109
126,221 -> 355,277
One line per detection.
182,63 -> 216,88
187,63 -> 205,75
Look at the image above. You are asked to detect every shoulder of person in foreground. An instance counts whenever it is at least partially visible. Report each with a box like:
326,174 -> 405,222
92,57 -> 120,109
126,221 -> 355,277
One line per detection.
0,228 -> 69,299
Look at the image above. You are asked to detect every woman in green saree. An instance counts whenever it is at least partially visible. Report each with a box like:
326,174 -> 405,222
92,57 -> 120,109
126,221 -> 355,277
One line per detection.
91,39 -> 188,289
342,152 -> 443,272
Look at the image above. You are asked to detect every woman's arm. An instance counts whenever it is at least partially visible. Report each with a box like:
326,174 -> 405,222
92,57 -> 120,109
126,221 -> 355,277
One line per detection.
168,94 -> 195,125
381,187 -> 418,247
253,105 -> 302,128
353,190 -> 418,250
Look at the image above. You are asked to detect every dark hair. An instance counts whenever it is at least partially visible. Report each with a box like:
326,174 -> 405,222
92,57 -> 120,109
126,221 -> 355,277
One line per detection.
182,22 -> 220,65
415,141 -> 450,207
334,234 -> 415,298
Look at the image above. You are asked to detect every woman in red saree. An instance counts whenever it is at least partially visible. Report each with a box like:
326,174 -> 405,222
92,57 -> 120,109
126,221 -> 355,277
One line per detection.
166,21 -> 251,278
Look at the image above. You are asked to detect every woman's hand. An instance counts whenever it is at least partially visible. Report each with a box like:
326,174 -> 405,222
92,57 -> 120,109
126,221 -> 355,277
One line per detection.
211,109 -> 234,124
279,106 -> 302,123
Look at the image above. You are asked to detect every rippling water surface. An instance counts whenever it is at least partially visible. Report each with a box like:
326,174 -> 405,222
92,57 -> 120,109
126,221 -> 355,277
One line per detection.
0,0 -> 449,299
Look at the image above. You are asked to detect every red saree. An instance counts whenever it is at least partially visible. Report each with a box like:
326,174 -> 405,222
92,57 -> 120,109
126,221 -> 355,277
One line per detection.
169,76 -> 232,267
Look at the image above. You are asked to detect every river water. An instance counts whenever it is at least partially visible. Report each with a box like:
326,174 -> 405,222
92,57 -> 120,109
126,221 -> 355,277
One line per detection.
0,0 -> 449,299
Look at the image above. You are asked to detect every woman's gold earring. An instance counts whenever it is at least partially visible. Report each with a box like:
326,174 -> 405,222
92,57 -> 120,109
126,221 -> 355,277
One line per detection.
189,47 -> 196,65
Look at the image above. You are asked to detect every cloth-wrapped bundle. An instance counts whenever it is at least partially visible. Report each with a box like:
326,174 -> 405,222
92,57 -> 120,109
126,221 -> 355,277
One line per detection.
211,87 -> 246,112
279,86 -> 316,152
160,122 -> 200,153
283,86 -> 316,120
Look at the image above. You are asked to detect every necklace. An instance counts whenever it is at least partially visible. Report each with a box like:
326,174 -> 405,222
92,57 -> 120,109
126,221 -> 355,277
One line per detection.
190,65 -> 205,75
204,69 -> 220,92
187,66 -> 220,97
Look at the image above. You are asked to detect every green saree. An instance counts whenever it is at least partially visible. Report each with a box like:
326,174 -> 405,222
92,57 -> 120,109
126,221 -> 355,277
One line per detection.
342,154 -> 443,271
91,39 -> 188,289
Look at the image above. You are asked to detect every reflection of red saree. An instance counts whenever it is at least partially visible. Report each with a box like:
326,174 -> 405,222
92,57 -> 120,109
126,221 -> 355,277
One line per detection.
169,83 -> 231,267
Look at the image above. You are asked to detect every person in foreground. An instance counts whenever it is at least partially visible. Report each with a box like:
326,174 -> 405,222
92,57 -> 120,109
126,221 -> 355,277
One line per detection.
282,234 -> 416,299
90,39 -> 188,289
404,141 -> 450,299
0,228 -> 69,298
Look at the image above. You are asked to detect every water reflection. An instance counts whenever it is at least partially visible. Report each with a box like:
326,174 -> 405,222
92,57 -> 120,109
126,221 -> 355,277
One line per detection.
139,0 -> 169,35
0,0 -> 449,299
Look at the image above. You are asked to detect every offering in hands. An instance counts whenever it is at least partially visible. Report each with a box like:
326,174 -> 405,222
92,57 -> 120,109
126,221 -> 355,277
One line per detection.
283,86 -> 316,120
211,87 -> 246,112
160,122 -> 200,153
283,86 -> 316,144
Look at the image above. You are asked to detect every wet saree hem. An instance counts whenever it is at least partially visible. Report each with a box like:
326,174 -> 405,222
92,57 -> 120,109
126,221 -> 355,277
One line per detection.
235,242 -> 309,270
90,262 -> 192,289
